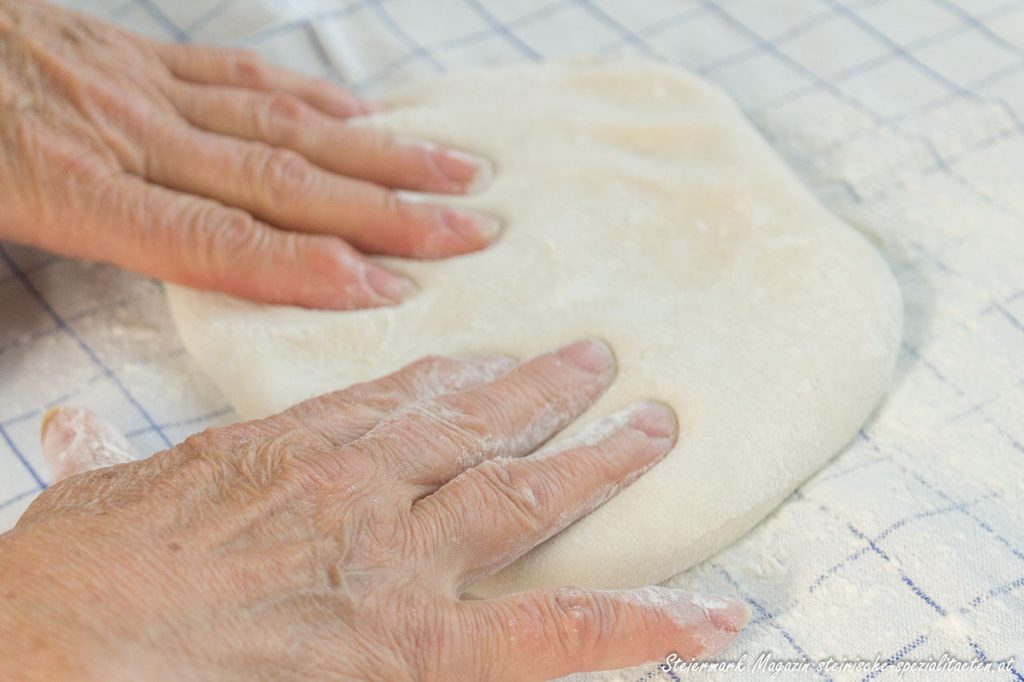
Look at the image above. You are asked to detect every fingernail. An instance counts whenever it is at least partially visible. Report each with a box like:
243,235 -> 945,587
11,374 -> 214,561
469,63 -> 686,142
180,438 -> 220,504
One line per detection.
627,400 -> 677,440
671,591 -> 750,657
440,206 -> 502,245
432,148 -> 495,193
40,407 -> 74,457
691,592 -> 752,634
40,406 -> 137,481
365,266 -> 418,303
557,338 -> 615,375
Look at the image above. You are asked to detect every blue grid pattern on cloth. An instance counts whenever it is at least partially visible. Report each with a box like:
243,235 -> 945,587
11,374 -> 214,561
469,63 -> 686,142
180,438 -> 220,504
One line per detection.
2,0 -> 1023,679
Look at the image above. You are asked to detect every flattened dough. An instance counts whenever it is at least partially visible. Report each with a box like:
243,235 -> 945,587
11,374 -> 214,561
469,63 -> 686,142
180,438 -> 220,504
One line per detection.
167,60 -> 901,596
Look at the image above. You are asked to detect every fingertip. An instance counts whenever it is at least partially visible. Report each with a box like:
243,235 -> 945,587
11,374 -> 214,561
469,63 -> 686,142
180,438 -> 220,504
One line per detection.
356,98 -> 384,115
40,406 -> 78,463
637,588 -> 748,658
462,154 -> 495,194
385,198 -> 502,259
392,138 -> 495,195
706,593 -> 752,633
625,400 -> 678,442
555,338 -> 616,377
39,407 -> 137,482
40,406 -> 62,442
439,206 -> 503,249
290,236 -> 417,309
365,265 -> 418,304
431,147 -> 496,195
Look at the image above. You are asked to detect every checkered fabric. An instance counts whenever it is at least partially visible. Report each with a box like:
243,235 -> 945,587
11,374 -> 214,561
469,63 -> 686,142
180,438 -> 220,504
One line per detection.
2,1 -> 1022,679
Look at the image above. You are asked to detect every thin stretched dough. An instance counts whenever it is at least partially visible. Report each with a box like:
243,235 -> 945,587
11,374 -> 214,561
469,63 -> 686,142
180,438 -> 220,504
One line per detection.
167,60 -> 902,596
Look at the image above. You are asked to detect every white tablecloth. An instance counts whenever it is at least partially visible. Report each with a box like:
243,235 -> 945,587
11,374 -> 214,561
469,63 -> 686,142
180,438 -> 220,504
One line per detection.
2,1 -> 1022,679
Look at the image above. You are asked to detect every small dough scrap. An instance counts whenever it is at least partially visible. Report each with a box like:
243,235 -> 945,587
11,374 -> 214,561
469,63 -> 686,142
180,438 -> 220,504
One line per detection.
167,60 -> 901,596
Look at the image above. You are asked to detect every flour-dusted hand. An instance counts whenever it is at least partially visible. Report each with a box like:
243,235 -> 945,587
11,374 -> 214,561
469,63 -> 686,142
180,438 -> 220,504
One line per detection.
0,0 -> 498,308
0,340 -> 749,681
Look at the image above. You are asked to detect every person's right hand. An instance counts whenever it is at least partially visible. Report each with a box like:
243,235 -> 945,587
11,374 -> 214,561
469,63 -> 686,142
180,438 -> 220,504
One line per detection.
1,339 -> 749,681
0,0 -> 498,309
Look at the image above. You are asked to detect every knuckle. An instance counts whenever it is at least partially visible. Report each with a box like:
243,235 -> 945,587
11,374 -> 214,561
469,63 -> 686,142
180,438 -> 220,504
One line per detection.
296,237 -> 357,281
179,425 -> 232,455
181,416 -> 332,492
544,588 -> 615,659
59,147 -> 120,192
230,436 -> 294,490
210,207 -> 258,245
232,49 -> 269,88
474,459 -> 550,527
379,187 -> 402,219
259,147 -> 314,203
403,395 -> 491,450
183,205 -> 266,275
163,434 -> 231,483
259,92 -> 306,146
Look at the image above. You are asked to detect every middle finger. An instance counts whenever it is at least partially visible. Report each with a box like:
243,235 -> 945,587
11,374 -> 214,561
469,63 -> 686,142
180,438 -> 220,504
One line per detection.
350,339 -> 617,495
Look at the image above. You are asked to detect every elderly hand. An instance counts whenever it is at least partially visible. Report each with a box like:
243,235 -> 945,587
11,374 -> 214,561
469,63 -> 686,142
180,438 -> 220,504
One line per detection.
0,0 -> 498,309
0,340 -> 748,681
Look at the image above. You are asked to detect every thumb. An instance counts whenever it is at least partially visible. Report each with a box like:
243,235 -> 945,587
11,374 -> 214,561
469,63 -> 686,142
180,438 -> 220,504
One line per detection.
40,407 -> 137,482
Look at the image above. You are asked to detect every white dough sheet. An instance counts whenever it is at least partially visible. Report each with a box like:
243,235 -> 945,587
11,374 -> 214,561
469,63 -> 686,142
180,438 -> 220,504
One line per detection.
168,60 -> 902,597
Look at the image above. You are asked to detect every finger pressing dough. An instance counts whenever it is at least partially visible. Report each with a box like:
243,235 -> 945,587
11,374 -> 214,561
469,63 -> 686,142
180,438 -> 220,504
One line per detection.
166,59 -> 901,597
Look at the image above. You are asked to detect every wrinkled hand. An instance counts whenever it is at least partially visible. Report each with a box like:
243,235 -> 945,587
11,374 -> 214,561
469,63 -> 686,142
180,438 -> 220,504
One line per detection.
0,0 -> 498,308
0,340 -> 748,681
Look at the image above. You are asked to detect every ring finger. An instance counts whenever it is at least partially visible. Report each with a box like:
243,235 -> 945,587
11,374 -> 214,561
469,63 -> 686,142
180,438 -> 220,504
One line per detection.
143,123 -> 501,258
350,339 -> 618,495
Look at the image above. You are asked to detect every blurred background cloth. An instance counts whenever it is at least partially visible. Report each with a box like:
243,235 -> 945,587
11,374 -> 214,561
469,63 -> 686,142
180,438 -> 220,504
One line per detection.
2,1 -> 1022,679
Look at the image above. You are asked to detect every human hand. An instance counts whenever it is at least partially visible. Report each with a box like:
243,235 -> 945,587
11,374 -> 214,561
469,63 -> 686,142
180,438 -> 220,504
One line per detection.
0,340 -> 748,681
0,0 -> 497,309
